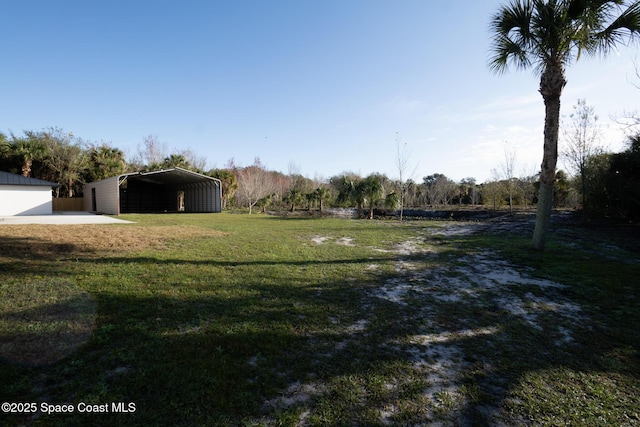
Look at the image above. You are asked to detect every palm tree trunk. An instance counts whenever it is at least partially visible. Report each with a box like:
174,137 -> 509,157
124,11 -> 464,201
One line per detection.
22,159 -> 32,177
67,178 -> 74,198
532,65 -> 565,250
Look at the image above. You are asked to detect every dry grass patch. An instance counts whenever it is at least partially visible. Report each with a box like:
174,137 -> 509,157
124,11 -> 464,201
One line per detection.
0,224 -> 226,258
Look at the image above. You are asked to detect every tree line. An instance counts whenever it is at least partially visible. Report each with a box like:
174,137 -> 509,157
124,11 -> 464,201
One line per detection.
1,118 -> 638,221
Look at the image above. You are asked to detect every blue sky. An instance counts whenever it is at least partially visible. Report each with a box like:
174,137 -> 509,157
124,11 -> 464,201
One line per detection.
2,1 -> 638,182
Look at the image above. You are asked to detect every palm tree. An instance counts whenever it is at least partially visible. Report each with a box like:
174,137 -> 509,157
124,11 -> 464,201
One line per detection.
208,169 -> 238,210
385,191 -> 400,213
314,187 -> 331,211
489,0 -> 640,250
11,135 -> 47,177
359,174 -> 384,219
88,144 -> 127,181
335,175 -> 365,216
286,188 -> 305,212
305,191 -> 316,211
162,154 -> 190,170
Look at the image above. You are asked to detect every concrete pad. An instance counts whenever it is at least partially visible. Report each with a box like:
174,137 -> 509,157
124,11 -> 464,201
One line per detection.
0,212 -> 134,225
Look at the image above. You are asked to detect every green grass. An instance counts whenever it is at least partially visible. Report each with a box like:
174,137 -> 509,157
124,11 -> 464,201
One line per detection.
0,212 -> 638,426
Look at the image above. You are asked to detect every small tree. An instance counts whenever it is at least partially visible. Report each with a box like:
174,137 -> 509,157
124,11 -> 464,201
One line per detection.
394,133 -> 416,221
502,141 -> 518,214
483,170 -> 506,211
561,99 -> 603,217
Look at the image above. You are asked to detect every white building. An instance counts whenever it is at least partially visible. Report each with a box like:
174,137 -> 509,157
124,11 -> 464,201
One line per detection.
0,170 -> 59,216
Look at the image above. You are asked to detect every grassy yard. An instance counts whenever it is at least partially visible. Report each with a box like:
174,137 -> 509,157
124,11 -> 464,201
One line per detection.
0,212 -> 638,426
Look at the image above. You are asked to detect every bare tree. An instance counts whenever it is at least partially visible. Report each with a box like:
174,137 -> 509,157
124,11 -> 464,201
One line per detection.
501,141 -> 518,214
235,157 -> 275,214
394,132 -> 417,221
135,135 -> 167,168
562,99 -> 603,216
287,161 -> 305,191
616,62 -> 640,131
179,148 -> 208,172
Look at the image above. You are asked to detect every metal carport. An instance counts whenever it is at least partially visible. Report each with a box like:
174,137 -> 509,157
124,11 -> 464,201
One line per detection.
83,168 -> 222,215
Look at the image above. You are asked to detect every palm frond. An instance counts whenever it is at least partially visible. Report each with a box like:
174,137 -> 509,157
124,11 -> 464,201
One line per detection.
489,0 -> 640,75
489,34 -> 532,73
594,1 -> 640,52
489,0 -> 535,73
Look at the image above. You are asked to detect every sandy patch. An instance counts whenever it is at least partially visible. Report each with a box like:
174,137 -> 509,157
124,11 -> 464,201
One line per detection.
311,235 -> 330,244
311,235 -> 355,246
367,235 -> 586,424
270,220 -> 587,424
335,237 -> 355,246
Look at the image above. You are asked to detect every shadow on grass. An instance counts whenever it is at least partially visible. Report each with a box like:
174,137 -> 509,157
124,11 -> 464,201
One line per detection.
2,272 -> 639,426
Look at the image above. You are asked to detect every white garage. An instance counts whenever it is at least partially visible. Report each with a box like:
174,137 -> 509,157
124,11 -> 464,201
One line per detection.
0,170 -> 59,216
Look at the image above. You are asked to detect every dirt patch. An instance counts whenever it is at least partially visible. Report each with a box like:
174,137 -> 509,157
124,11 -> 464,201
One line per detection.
0,225 -> 226,259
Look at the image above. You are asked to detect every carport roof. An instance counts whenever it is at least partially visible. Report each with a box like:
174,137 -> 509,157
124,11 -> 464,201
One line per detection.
0,170 -> 60,187
119,167 -> 220,186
